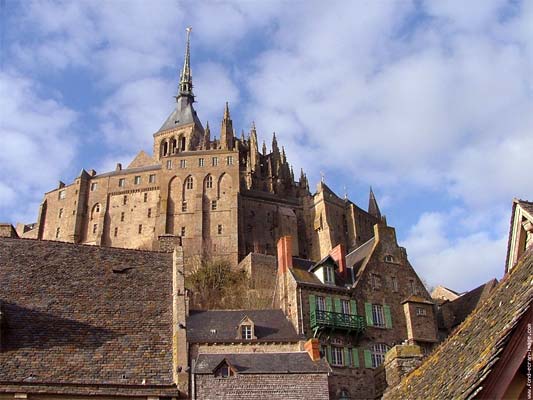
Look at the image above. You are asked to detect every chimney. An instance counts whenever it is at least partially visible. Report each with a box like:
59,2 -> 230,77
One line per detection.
383,344 -> 423,388
330,243 -> 347,279
277,236 -> 293,275
115,163 -> 122,171
304,338 -> 321,361
172,244 -> 188,394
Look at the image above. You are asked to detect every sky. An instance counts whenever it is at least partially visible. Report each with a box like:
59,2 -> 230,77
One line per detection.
1,0 -> 532,292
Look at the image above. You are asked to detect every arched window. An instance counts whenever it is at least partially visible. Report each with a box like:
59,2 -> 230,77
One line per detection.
185,176 -> 193,190
161,141 -> 169,157
170,137 -> 177,154
180,136 -> 186,151
205,175 -> 213,189
90,203 -> 101,220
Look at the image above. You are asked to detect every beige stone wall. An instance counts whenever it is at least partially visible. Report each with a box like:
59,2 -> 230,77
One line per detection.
190,342 -> 300,360
403,302 -> 438,343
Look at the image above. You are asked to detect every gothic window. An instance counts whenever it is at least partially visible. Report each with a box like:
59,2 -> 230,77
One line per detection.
180,136 -> 186,151
205,175 -> 213,189
119,178 -> 125,187
371,343 -> 390,368
372,304 -> 385,327
162,141 -> 168,156
134,176 -> 141,185
170,138 -> 177,154
185,176 -> 193,189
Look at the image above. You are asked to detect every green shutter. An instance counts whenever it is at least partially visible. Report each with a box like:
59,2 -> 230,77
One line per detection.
365,302 -> 373,326
326,345 -> 332,364
350,300 -> 357,315
344,347 -> 350,367
334,297 -> 342,313
384,304 -> 392,328
363,349 -> 372,368
326,297 -> 333,312
309,294 -> 316,312
352,348 -> 360,368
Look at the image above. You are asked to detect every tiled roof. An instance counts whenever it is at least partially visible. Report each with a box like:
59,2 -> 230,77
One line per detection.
0,238 -> 176,394
346,237 -> 375,271
290,258 -> 351,288
193,352 -> 330,374
384,249 -> 533,400
186,309 -> 302,343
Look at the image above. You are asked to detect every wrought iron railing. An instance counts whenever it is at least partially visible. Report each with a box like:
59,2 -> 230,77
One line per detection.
310,309 -> 366,332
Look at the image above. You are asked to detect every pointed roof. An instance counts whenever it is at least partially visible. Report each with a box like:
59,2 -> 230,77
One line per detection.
368,187 -> 381,219
127,150 -> 156,169
223,102 -> 231,120
156,27 -> 203,134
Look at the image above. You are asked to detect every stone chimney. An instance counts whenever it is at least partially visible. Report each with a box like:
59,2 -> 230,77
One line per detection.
304,338 -> 321,361
330,243 -> 347,279
384,344 -> 423,388
277,236 -> 294,327
172,244 -> 188,394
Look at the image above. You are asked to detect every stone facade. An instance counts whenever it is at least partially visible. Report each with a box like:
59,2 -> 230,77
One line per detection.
20,31 -> 383,271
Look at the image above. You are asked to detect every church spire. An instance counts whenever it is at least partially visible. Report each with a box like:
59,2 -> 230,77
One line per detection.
220,102 -> 234,150
178,27 -> 194,100
368,187 -> 381,219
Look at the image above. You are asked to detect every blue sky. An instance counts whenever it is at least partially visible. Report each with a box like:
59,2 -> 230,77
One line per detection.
1,0 -> 532,292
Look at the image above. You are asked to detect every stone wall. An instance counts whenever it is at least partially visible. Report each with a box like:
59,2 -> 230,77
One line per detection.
193,373 -> 329,400
0,224 -> 18,238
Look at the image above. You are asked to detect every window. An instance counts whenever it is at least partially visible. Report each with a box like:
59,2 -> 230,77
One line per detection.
134,175 -> 141,185
144,192 -> 148,202
409,279 -> 418,295
198,158 -> 204,167
341,299 -> 350,315
391,276 -> 398,292
372,304 -> 385,327
339,389 -> 351,400
181,226 -> 186,236
149,174 -> 156,183
114,227 -> 118,237
123,195 -> 128,205
384,255 -> 394,263
325,266 -> 335,283
371,343 -> 390,368
185,176 -> 193,189
215,363 -> 232,378
147,208 -> 152,218
91,182 -> 98,191
119,178 -> 125,187
218,224 -> 223,235
227,155 -> 233,165
331,346 -> 344,367
212,156 -> 218,166
92,224 -> 97,234
211,200 -> 217,210
95,204 -> 100,213
58,208 -> 63,219
371,273 -> 382,290
58,190 -> 66,200
138,224 -> 142,234
206,175 -> 213,188
416,307 -> 427,316
241,325 -> 252,340
182,201 -> 187,212
55,227 -> 60,238
180,159 -> 187,169
166,160 -> 172,170
120,212 -> 125,222
316,296 -> 326,311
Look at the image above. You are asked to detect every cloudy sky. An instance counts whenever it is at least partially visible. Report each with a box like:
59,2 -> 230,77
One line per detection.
1,0 -> 532,292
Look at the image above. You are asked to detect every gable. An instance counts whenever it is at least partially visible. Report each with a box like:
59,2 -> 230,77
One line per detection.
127,150 -> 156,169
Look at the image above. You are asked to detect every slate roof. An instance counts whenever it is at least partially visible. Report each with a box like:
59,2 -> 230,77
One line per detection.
193,352 -> 330,374
0,238 -> 177,396
346,237 -> 375,277
384,248 -> 533,400
186,309 -> 302,343
289,257 -> 351,288
157,97 -> 203,133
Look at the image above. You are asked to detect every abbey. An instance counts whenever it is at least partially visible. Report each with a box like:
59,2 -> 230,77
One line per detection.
19,29 -> 381,265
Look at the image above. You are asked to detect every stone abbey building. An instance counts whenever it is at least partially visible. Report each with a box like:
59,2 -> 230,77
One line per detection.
19,29 -> 381,266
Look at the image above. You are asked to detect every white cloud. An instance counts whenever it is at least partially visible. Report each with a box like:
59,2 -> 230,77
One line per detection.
0,71 -> 78,223
403,211 -> 507,292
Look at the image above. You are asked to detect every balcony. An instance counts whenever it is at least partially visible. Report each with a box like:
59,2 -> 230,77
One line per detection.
310,309 -> 366,333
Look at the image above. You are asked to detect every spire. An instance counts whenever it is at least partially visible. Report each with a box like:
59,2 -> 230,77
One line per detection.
281,146 -> 287,164
262,140 -> 267,155
224,101 -> 231,120
202,121 -> 211,150
178,27 -> 194,100
220,102 -> 234,150
368,187 -> 381,219
272,132 -> 279,153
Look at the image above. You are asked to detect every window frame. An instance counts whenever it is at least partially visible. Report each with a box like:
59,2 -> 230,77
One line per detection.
341,299 -> 350,315
241,325 -> 252,340
372,304 -> 385,328
134,175 -> 141,185
331,346 -> 344,367
371,343 -> 390,368
118,178 -> 126,188
324,266 -> 335,284
316,296 -> 326,311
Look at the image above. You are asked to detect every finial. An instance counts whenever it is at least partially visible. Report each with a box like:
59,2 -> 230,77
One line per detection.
320,171 -> 325,183
251,121 -> 256,131
343,185 -> 347,200
205,120 -> 210,130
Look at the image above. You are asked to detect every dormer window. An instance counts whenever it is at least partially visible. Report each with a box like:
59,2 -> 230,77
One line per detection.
214,359 -> 235,378
325,266 -> 335,284
241,325 -> 252,340
237,316 -> 256,340
384,255 -> 394,263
